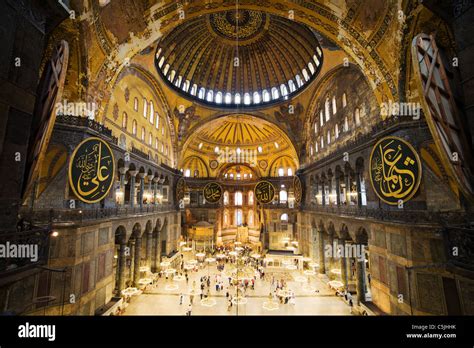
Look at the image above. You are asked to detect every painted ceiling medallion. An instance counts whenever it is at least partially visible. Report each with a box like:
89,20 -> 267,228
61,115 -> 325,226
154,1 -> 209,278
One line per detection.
209,10 -> 267,42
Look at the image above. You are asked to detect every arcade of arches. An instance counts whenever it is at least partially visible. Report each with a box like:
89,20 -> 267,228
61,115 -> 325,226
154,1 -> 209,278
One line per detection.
0,0 -> 473,317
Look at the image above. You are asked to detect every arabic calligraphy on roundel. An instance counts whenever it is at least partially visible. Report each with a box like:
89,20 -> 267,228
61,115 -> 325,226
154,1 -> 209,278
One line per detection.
370,138 -> 420,204
69,138 -> 115,203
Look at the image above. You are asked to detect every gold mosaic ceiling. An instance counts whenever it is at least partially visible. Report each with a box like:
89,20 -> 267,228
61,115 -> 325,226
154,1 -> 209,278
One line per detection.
155,9 -> 324,107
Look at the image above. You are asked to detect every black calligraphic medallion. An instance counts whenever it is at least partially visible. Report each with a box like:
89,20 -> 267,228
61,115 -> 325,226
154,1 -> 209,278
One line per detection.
293,175 -> 303,204
369,137 -> 422,205
69,137 -> 115,203
203,182 -> 223,203
254,181 -> 275,204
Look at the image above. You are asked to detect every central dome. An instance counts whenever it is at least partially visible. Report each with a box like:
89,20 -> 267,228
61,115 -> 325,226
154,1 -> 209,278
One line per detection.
155,9 -> 323,108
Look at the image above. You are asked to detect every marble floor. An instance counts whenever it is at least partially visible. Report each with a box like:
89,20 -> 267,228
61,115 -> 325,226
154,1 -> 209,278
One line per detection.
125,264 -> 352,316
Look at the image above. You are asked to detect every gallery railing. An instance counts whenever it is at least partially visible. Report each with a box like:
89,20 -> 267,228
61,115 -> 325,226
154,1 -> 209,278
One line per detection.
131,147 -> 150,161
56,114 -> 118,144
303,203 -> 469,225
0,227 -> 50,275
20,204 -> 174,224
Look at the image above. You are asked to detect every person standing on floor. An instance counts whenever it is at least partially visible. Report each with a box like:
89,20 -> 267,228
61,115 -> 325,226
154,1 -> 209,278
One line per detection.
186,303 -> 192,316
179,293 -> 184,305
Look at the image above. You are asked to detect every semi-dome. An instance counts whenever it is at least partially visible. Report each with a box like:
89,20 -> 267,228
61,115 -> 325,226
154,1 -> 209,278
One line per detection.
155,9 -> 323,108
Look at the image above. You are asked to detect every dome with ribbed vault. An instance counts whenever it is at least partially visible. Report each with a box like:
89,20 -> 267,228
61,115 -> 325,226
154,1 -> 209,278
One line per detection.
155,9 -> 323,108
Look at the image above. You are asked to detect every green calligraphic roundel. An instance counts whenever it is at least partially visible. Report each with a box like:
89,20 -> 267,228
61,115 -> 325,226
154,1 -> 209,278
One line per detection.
254,180 -> 276,204
203,182 -> 223,203
369,136 -> 422,205
68,137 -> 115,204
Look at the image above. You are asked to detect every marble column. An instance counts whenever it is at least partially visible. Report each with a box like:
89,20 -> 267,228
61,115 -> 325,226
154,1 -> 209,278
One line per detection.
153,178 -> 159,205
129,171 -> 138,207
356,259 -> 366,304
147,174 -> 153,205
153,229 -> 161,272
138,173 -> 146,208
340,240 -> 348,289
146,231 -> 153,267
117,242 -> 127,292
318,230 -> 326,274
133,237 -> 142,286
129,239 -> 135,283
118,167 -> 128,206
335,175 -> 341,206
356,172 -> 362,207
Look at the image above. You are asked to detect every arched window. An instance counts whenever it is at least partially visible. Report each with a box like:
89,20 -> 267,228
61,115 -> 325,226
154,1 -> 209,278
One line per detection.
215,92 -> 223,104
315,142 -> 318,153
248,211 -> 254,226
174,75 -> 182,87
332,96 -> 337,114
278,168 -> 285,177
169,70 -> 176,83
141,127 -> 146,141
321,136 -> 324,149
122,112 -> 128,129
198,87 -> 206,99
235,210 -> 243,226
193,169 -> 199,178
308,62 -> 315,74
224,191 -> 229,205
342,93 -> 347,108
134,98 -> 138,111
224,212 -> 229,226
280,213 -> 288,222
206,90 -> 214,102
271,87 -> 279,100
190,84 -> 197,96
156,115 -> 160,129
335,124 -> 339,139
149,132 -> 153,145
248,191 -> 254,205
325,98 -> 330,121
163,64 -> 170,76
327,130 -> 331,145
234,93 -> 241,104
317,46 -> 322,57
143,98 -> 148,118
235,191 -> 243,206
262,90 -> 270,102
132,120 -> 137,135
158,56 -> 165,68
279,190 -> 288,204
288,80 -> 296,93
155,137 -> 159,150
149,101 -> 154,124
302,69 -> 310,81
243,93 -> 251,105
184,169 -> 191,177
310,145 -> 314,156
295,75 -> 303,87
287,168 -> 293,176
253,92 -> 261,104
313,54 -> 320,67
314,123 -> 318,134
280,84 -> 288,97
320,111 -> 324,127
344,116 -> 349,132
355,108 -> 361,125
182,80 -> 190,92
225,93 -> 232,104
